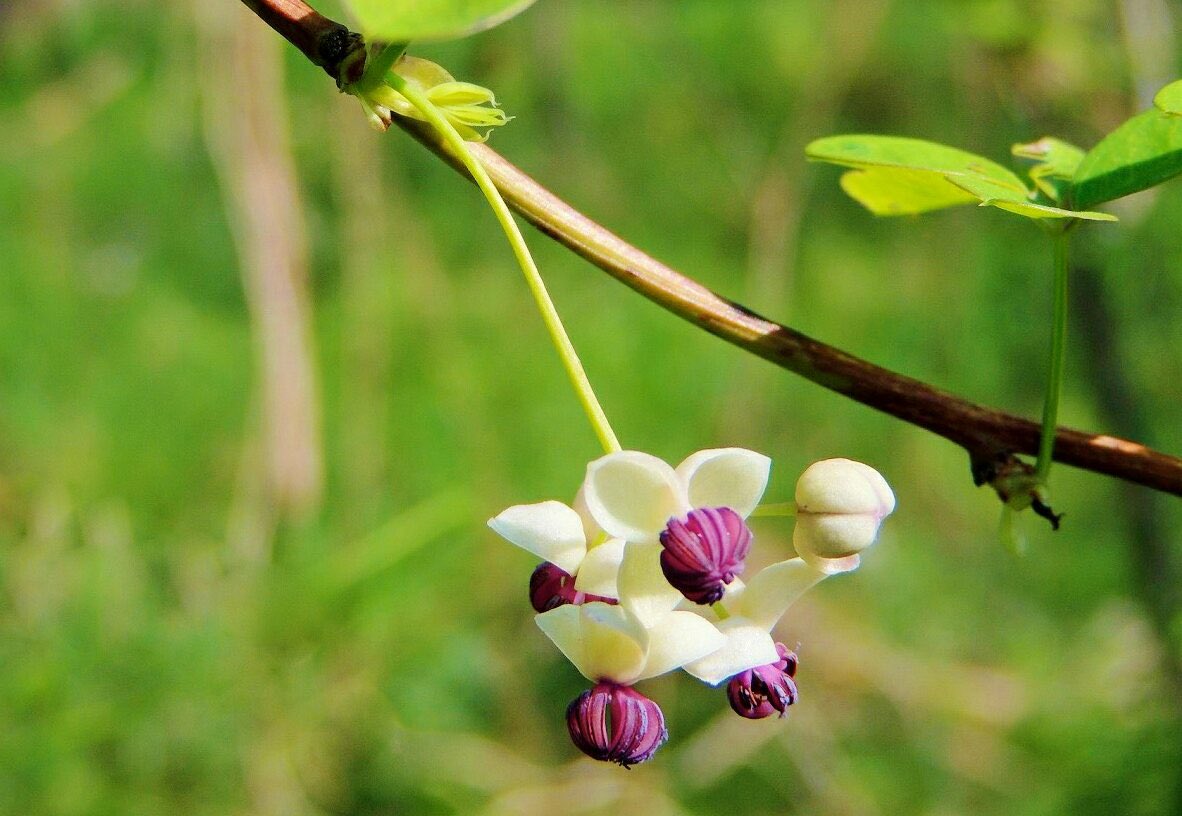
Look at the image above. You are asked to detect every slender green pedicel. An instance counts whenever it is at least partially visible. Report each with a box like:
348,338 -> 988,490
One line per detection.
383,70 -> 622,454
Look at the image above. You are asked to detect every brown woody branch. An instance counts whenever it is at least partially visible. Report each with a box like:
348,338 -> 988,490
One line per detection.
239,0 -> 363,81
238,0 -> 1182,498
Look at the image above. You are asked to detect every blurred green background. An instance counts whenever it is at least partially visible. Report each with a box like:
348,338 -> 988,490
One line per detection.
2,0 -> 1181,813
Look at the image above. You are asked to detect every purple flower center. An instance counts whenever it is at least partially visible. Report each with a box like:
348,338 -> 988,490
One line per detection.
726,643 -> 799,719
566,682 -> 668,767
529,562 -> 618,613
659,506 -> 752,605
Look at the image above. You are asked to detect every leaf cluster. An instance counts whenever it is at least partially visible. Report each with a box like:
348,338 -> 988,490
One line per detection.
806,78 -> 1182,224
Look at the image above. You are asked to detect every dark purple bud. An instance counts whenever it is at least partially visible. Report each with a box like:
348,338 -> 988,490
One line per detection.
529,562 -> 617,613
566,682 -> 668,768
726,643 -> 799,719
659,506 -> 752,605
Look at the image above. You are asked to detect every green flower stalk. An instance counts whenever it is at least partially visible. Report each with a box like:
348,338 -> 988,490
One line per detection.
372,57 -> 622,454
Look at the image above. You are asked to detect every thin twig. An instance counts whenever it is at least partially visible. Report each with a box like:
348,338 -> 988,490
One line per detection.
238,0 -> 1182,497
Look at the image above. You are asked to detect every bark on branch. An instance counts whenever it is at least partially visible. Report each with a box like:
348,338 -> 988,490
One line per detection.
238,0 -> 1182,498
239,0 -> 363,80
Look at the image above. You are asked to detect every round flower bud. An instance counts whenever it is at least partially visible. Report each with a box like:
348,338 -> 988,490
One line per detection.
566,682 -> 668,767
529,562 -> 617,613
659,507 -> 752,605
726,643 -> 799,719
793,459 -> 894,573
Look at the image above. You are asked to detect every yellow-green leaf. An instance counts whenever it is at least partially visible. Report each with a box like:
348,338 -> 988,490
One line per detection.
807,134 -> 1028,191
340,0 -> 536,41
1154,78 -> 1182,116
807,134 -> 1031,217
949,175 -> 1116,221
838,166 -> 977,215
808,134 -> 1111,222
1012,137 -> 1085,201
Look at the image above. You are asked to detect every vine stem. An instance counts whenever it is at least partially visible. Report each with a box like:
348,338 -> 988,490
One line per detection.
394,117 -> 1182,496
236,0 -> 1182,498
1035,230 -> 1070,482
383,74 -> 622,455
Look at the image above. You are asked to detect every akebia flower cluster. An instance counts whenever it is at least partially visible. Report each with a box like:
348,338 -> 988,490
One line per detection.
489,448 -> 894,766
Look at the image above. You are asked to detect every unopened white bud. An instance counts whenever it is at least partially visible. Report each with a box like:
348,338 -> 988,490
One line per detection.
793,458 -> 894,574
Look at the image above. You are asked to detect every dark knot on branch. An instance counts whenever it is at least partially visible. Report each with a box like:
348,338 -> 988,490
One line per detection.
972,450 -> 1063,531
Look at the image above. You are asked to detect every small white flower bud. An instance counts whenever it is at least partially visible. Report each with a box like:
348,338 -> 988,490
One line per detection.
793,458 -> 894,573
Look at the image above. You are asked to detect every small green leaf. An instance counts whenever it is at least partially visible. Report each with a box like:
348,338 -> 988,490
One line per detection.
984,199 -> 1115,221
1154,79 -> 1182,116
806,134 -> 1030,217
1012,137 -> 1085,201
807,134 -> 1028,191
340,0 -> 536,41
837,166 -> 977,215
808,134 -> 1112,222
1069,108 -> 1182,208
949,175 -> 1116,221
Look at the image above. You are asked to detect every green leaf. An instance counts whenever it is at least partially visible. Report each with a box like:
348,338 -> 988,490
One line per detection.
807,134 -> 1028,190
808,134 -> 1112,222
949,175 -> 1116,221
340,0 -> 536,41
837,166 -> 977,215
806,134 -> 1028,216
1069,109 -> 1182,208
1011,137 -> 1085,201
1154,79 -> 1182,116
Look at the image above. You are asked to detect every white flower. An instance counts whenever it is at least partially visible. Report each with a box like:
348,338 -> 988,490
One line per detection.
578,448 -> 771,628
680,557 -> 829,685
577,447 -> 808,685
493,449 -> 895,691
488,498 -> 625,599
793,458 -> 895,574
490,492 -> 728,686
576,449 -> 895,686
686,458 -> 895,685
581,448 -> 771,544
535,601 -> 725,685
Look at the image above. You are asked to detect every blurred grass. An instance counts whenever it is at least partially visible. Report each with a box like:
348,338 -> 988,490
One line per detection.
1,0 -> 1181,813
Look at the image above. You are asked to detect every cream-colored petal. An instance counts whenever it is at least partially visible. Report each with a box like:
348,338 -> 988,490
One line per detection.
535,603 -> 648,684
798,551 -> 862,574
676,448 -> 771,517
721,575 -> 747,602
734,558 -> 828,630
583,451 -> 685,543
572,485 -> 605,544
793,519 -> 864,575
682,618 -> 780,686
573,538 -> 625,597
488,501 -> 587,574
634,611 -> 726,681
617,541 -> 685,628
795,458 -> 895,517
794,513 -> 881,560
676,578 -> 745,615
